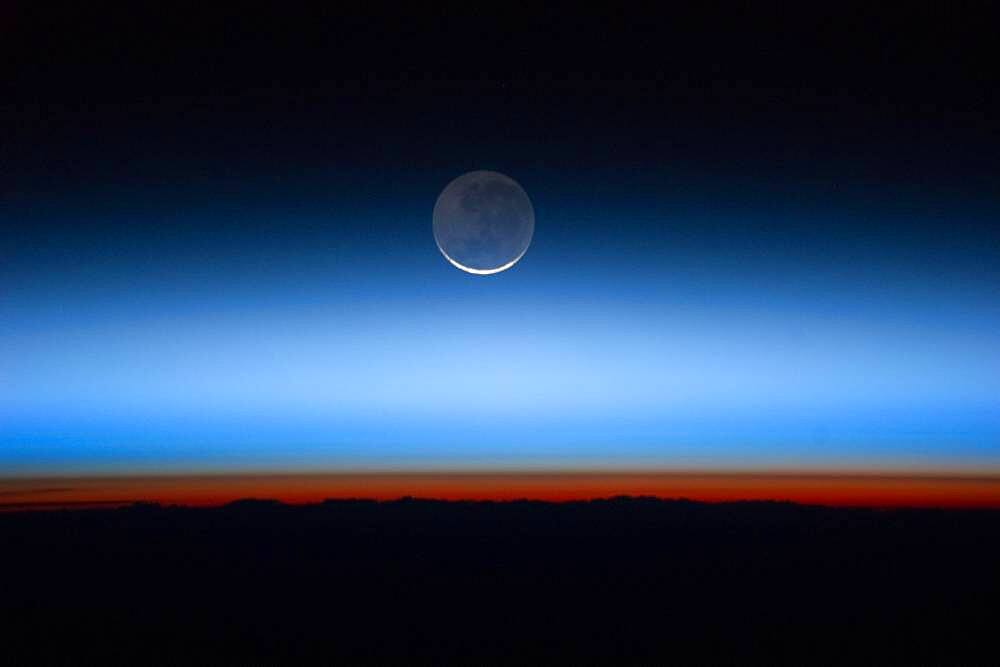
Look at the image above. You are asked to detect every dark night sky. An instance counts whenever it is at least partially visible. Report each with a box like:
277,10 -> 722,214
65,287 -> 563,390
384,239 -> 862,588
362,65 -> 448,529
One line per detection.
2,6 -> 998,474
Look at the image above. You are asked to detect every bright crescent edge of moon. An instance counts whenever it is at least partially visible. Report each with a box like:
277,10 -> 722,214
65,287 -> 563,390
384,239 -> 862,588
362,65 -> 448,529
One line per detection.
434,240 -> 531,275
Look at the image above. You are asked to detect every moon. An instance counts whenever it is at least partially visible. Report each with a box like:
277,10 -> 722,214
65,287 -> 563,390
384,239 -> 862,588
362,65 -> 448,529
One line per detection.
432,170 -> 535,275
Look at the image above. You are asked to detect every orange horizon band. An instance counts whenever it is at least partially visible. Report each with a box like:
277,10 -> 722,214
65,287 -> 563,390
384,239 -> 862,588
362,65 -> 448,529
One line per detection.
3,471 -> 1000,510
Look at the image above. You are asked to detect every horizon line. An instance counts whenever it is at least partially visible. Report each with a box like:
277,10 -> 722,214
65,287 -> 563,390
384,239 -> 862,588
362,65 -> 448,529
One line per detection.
4,468 -> 1000,510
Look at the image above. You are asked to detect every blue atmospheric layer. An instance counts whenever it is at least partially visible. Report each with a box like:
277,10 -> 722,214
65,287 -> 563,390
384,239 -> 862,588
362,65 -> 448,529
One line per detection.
2,182 -> 999,473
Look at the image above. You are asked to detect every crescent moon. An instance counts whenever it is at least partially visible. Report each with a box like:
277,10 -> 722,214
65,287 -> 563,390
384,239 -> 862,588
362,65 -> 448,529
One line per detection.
432,171 -> 535,275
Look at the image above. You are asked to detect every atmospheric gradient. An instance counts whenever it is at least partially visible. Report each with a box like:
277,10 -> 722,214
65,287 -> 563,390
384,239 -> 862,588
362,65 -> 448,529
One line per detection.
2,59 -> 999,506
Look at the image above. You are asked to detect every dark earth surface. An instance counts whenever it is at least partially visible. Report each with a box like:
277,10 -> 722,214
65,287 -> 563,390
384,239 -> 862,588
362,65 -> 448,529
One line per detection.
3,498 -> 998,664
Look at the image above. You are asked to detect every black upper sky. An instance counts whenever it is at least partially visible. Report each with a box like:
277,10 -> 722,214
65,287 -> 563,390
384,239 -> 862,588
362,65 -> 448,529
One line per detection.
2,6 -> 997,262
3,5 -> 998,194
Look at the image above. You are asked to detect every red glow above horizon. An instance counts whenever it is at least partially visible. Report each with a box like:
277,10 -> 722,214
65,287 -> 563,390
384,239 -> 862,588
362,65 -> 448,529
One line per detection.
3,471 -> 1000,510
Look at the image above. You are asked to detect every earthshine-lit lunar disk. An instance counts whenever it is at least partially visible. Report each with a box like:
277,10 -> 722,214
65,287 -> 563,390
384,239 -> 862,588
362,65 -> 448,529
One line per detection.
432,171 -> 534,274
